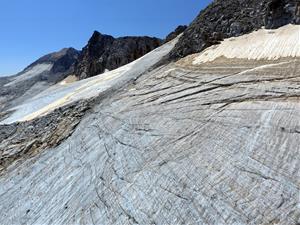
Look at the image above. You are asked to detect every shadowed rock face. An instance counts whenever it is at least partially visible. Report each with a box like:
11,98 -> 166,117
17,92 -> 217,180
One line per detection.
75,31 -> 162,79
168,0 -> 300,60
265,0 -> 300,28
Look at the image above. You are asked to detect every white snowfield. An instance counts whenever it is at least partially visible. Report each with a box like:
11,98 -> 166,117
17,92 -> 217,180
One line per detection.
0,37 -> 179,124
4,63 -> 53,87
193,24 -> 300,64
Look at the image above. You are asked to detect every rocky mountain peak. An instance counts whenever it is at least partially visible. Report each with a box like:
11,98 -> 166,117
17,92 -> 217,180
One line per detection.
75,32 -> 162,79
25,47 -> 80,75
89,30 -> 113,40
86,31 -> 115,54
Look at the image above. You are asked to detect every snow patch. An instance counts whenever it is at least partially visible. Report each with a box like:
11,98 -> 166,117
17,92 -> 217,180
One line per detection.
193,24 -> 300,64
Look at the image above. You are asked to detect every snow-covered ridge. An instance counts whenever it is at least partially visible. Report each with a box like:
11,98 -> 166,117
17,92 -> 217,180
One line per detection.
0,36 -> 180,124
193,24 -> 300,64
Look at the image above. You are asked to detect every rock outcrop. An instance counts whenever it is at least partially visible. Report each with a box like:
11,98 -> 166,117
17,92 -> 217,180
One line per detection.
168,0 -> 300,60
75,31 -> 162,79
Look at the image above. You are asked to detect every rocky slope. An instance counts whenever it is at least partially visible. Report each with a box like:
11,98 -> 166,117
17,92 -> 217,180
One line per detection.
168,0 -> 300,60
75,32 -> 162,79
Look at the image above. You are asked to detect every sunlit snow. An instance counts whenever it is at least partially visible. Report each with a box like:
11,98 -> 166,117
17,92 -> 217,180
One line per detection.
193,24 -> 300,64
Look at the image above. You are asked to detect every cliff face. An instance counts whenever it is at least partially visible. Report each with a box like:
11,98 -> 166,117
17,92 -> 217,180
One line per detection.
169,0 -> 300,59
75,32 -> 162,79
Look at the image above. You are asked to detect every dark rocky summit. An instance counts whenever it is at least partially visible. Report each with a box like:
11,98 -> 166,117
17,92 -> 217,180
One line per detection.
75,31 -> 162,79
168,0 -> 300,60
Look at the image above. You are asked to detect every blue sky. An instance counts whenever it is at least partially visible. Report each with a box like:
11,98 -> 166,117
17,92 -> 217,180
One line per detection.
0,0 -> 211,76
